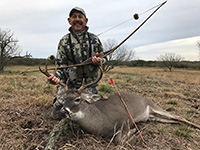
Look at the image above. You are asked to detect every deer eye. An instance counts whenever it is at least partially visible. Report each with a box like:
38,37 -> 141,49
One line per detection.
74,97 -> 81,103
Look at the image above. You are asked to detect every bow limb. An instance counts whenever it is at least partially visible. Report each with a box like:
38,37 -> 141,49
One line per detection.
83,1 -> 167,62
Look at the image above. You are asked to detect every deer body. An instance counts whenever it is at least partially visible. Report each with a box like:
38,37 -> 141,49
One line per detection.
72,93 -> 159,135
59,89 -> 200,144
40,58 -> 200,144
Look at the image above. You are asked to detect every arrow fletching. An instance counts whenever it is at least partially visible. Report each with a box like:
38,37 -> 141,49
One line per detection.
110,78 -> 115,85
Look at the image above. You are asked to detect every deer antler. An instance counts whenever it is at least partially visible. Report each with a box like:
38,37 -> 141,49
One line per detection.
39,55 -> 66,87
39,55 -> 103,89
78,61 -> 103,93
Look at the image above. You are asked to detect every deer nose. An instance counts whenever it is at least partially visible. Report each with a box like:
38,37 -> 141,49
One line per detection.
60,107 -> 71,116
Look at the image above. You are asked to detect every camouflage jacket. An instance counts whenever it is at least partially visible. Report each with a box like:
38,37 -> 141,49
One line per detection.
55,26 -> 104,88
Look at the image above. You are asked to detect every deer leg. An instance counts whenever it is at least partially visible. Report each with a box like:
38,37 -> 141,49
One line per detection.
148,107 -> 178,123
113,120 -> 137,145
112,121 -> 125,145
148,107 -> 200,129
171,113 -> 200,129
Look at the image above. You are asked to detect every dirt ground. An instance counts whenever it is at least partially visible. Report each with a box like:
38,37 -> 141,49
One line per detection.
0,66 -> 200,150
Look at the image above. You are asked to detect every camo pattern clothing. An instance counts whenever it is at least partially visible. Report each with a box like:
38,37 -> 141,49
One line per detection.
55,26 -> 105,92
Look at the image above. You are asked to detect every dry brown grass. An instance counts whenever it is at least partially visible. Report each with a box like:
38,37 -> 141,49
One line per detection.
0,66 -> 200,150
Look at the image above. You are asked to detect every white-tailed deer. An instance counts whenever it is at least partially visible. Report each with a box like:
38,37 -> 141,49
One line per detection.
40,58 -> 200,144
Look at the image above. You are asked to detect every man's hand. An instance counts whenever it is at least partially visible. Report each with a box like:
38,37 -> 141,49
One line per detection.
48,74 -> 60,85
92,52 -> 102,65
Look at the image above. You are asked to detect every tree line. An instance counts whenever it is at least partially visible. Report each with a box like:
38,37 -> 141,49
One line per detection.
6,57 -> 200,70
1,28 -> 200,72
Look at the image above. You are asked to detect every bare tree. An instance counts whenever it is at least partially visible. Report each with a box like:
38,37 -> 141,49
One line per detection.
103,39 -> 135,72
157,53 -> 184,71
197,41 -> 200,69
0,29 -> 20,71
197,41 -> 200,59
24,51 -> 32,58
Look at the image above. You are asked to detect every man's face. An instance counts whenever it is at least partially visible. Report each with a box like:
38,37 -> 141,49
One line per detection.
68,12 -> 88,33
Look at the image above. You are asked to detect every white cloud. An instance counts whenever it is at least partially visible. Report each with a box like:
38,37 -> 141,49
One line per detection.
135,36 -> 200,61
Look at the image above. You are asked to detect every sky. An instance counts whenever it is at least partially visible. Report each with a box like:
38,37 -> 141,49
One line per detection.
0,0 -> 200,61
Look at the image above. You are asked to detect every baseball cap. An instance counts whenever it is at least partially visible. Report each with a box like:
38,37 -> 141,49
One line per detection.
69,7 -> 86,17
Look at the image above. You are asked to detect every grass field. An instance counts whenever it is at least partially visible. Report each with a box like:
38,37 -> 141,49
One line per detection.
0,66 -> 200,150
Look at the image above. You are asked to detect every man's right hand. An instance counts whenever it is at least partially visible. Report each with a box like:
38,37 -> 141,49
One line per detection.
48,74 -> 60,85
92,52 -> 103,65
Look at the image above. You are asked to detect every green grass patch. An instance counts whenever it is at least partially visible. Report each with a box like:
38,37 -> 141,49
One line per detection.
126,76 -> 132,83
98,85 -> 112,93
186,109 -> 198,114
0,70 -> 20,75
183,92 -> 190,96
175,127 -> 193,139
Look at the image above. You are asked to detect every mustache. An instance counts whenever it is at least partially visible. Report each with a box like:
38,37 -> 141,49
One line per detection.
73,21 -> 83,25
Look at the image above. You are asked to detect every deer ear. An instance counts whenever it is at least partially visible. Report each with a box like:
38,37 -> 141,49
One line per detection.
81,93 -> 102,104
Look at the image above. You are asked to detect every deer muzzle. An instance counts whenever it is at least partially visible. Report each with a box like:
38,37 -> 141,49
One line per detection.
60,107 -> 72,118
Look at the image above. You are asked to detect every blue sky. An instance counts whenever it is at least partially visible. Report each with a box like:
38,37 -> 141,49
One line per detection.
1,0 -> 200,60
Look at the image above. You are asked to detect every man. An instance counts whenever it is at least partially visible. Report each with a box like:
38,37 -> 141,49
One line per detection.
48,7 -> 105,119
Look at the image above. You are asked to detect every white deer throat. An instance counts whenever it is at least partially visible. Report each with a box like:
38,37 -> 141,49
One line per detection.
72,111 -> 85,120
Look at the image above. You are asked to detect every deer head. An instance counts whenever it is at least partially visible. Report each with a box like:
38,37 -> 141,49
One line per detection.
39,55 -> 103,116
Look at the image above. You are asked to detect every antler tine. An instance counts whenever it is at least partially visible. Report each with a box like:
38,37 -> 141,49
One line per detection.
78,61 -> 103,93
39,55 -> 54,77
39,55 -> 66,87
